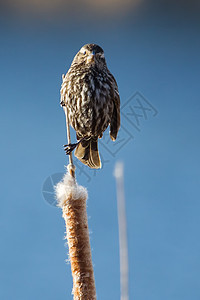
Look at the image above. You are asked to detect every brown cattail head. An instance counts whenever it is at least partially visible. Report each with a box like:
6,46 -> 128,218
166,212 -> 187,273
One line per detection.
55,170 -> 96,300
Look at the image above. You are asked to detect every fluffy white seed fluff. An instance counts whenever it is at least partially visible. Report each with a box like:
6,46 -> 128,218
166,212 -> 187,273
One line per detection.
55,172 -> 88,208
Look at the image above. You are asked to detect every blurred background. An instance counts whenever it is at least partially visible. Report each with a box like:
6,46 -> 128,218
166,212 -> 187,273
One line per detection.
0,0 -> 200,299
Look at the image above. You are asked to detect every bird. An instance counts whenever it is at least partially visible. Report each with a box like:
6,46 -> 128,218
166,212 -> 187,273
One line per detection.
60,43 -> 120,169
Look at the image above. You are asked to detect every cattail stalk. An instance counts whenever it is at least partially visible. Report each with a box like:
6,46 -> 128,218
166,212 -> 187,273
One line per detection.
63,106 -> 75,178
114,162 -> 129,300
55,106 -> 96,299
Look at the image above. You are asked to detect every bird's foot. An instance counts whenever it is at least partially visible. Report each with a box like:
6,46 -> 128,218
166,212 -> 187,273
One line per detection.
64,143 -> 78,155
64,137 -> 86,155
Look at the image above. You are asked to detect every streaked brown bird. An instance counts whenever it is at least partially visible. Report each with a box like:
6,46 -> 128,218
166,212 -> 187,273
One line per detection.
60,43 -> 120,169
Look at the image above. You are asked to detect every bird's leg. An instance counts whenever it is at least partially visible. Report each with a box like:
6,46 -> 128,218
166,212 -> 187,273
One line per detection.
64,137 -> 85,155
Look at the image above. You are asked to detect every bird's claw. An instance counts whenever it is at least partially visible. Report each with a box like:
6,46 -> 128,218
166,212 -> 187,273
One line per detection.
64,143 -> 77,155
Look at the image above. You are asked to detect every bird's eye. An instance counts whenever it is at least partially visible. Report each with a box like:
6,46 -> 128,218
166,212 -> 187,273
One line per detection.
83,51 -> 86,55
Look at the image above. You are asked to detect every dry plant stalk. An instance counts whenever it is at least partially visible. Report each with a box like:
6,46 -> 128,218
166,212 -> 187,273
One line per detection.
55,106 -> 96,299
63,106 -> 75,178
114,162 -> 129,300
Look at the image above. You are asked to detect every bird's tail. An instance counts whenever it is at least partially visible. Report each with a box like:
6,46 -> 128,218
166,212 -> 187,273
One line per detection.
75,137 -> 101,169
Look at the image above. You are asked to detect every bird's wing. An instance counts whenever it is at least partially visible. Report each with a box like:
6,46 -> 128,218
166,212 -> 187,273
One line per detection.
60,73 -> 68,106
109,75 -> 120,141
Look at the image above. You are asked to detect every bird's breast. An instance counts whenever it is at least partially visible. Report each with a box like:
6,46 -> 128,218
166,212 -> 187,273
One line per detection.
63,71 -> 114,137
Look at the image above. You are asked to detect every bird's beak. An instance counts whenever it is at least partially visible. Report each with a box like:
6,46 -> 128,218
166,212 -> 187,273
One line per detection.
87,51 -> 95,64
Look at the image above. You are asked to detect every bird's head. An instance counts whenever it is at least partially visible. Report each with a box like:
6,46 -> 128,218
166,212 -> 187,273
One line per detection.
72,43 -> 107,69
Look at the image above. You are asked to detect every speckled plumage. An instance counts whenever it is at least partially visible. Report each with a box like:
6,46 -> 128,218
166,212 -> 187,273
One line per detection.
60,44 -> 120,169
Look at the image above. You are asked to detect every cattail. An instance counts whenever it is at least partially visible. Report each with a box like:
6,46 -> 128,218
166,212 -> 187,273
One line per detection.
114,162 -> 129,300
55,106 -> 96,299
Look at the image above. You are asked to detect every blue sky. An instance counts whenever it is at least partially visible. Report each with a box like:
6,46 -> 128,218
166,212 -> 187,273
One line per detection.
0,3 -> 200,299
